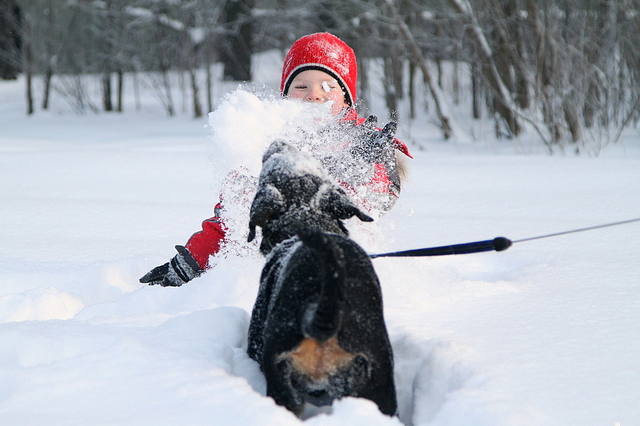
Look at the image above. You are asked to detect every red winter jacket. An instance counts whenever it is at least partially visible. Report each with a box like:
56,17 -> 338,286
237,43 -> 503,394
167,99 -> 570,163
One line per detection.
185,110 -> 412,270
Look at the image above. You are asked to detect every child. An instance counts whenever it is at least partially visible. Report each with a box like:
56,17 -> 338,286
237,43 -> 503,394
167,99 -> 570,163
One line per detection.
140,32 -> 412,287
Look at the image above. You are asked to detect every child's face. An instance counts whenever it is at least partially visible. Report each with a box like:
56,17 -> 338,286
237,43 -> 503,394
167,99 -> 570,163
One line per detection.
287,69 -> 348,115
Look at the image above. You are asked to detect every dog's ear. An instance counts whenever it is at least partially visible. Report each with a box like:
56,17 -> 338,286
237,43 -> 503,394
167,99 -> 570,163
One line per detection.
248,184 -> 285,242
317,186 -> 374,223
262,140 -> 295,164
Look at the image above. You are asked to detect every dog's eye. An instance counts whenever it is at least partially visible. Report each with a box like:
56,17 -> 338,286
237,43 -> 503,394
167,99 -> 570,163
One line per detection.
275,359 -> 290,373
353,355 -> 370,374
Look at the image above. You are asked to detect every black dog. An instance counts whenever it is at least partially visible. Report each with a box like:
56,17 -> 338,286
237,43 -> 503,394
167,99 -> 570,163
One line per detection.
246,141 -> 397,416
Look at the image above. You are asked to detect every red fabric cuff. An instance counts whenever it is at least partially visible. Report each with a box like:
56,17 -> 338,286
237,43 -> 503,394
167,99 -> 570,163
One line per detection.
185,217 -> 226,269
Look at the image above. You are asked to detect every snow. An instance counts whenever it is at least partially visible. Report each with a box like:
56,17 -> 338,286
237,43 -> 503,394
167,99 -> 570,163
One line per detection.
125,6 -> 186,33
2,56 -> 640,425
208,89 -> 335,177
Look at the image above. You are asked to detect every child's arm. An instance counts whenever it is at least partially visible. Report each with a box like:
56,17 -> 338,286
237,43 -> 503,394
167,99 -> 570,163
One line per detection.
139,202 -> 226,286
349,120 -> 408,212
184,202 -> 226,269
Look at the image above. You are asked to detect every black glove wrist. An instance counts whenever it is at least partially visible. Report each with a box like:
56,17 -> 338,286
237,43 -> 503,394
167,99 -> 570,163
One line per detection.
140,245 -> 203,287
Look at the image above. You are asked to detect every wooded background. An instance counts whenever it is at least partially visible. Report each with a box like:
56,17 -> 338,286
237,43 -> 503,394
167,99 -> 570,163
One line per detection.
1,0 -> 639,149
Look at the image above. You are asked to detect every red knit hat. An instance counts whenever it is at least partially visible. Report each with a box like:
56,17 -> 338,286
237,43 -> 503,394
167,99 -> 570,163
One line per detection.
280,33 -> 358,106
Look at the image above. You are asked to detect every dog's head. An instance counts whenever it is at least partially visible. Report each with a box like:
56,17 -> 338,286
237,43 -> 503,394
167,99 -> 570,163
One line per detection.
248,141 -> 372,254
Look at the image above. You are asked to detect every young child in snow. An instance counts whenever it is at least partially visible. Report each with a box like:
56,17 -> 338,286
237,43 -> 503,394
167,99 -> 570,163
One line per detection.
140,32 -> 413,287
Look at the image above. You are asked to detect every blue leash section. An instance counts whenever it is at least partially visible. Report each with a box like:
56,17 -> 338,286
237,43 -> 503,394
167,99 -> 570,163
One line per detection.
369,217 -> 640,259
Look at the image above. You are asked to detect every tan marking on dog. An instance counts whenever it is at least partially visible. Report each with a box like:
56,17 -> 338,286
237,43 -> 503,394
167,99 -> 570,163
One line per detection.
282,337 -> 355,380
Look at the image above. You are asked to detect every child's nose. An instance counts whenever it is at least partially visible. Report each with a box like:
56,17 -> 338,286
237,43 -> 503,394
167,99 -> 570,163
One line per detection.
306,85 -> 326,102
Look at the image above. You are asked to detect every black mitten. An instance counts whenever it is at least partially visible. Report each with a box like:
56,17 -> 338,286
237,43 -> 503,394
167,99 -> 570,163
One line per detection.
351,119 -> 397,163
139,245 -> 202,287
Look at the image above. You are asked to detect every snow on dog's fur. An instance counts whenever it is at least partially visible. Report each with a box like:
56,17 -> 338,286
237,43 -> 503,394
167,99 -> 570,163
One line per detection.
247,140 -> 372,255
246,141 -> 397,416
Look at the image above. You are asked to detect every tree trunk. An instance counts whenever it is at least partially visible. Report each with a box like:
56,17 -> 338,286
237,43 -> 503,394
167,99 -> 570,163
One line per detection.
448,0 -> 520,136
25,41 -> 33,115
102,73 -> 113,111
101,0 -> 114,112
162,67 -> 174,116
42,68 -> 52,110
190,68 -> 203,118
515,69 -> 529,110
452,60 -> 459,105
383,57 -> 398,120
206,61 -> 213,113
583,84 -> 597,129
511,1 -> 530,110
23,10 -> 33,115
357,55 -> 369,109
530,0 -> 555,140
134,71 -> 141,111
221,0 -> 253,81
528,0 -> 566,144
493,3 -> 515,96
471,63 -> 480,119
389,1 -> 451,139
41,0 -> 54,110
435,23 -> 443,89
392,54 -> 403,100
409,60 -> 416,119
116,69 -> 123,112
180,70 -> 187,114
563,99 -> 581,143
0,0 -> 21,80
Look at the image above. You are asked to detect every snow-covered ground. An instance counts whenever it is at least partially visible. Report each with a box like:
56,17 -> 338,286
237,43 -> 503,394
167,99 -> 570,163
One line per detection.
1,53 -> 640,425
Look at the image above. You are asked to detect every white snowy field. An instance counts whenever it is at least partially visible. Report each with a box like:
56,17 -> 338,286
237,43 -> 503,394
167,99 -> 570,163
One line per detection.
2,63 -> 640,426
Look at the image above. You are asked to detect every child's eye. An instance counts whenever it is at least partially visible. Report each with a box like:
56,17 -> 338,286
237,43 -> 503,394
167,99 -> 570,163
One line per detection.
322,81 -> 340,93
294,85 -> 307,89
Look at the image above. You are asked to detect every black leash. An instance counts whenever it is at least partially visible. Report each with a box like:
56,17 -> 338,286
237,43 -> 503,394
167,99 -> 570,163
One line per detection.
369,217 -> 640,259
